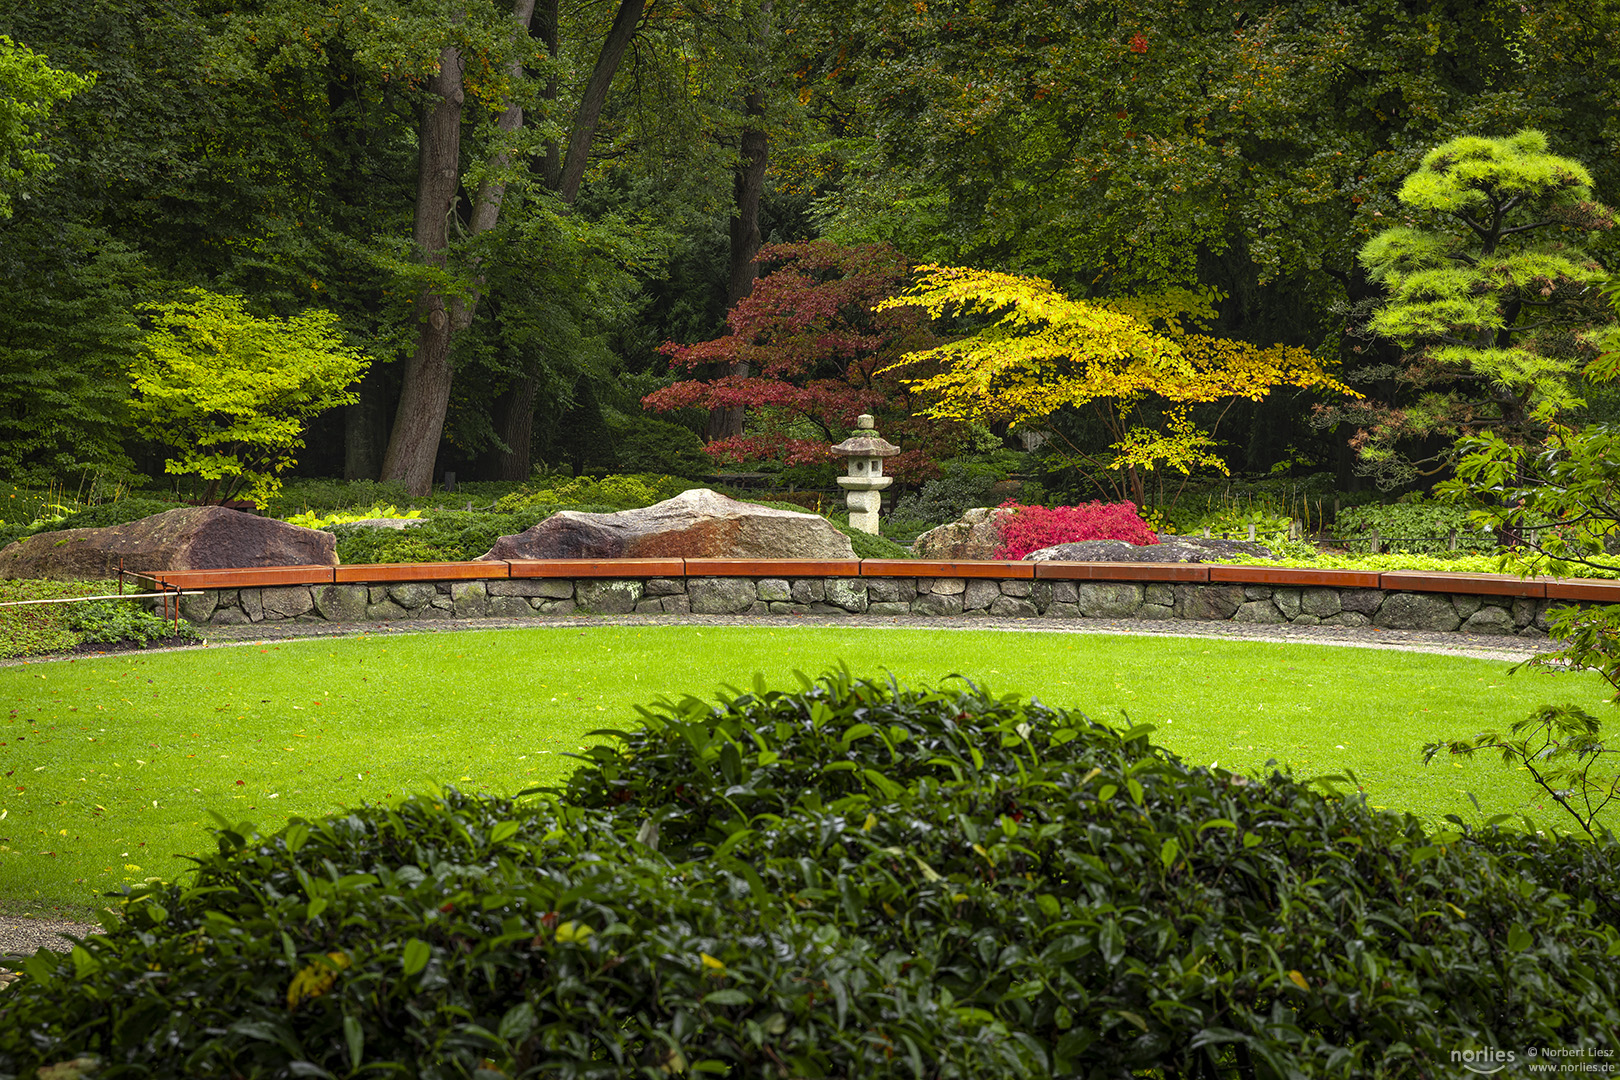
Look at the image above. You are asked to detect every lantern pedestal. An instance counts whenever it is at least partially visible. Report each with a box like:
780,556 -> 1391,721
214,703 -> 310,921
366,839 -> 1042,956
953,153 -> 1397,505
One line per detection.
831,414 -> 900,536
839,485 -> 887,534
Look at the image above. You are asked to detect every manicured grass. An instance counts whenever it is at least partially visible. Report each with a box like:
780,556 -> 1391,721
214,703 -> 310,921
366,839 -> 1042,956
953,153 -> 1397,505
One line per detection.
0,625 -> 1608,918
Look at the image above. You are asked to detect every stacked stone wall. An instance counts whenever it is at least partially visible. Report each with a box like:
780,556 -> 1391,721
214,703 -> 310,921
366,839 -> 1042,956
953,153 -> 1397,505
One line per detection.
179,575 -> 1553,638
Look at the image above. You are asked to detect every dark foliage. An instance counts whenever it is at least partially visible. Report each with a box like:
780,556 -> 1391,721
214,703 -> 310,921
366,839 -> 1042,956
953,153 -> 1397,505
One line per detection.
607,415 -> 710,478
2,675 -> 1616,1078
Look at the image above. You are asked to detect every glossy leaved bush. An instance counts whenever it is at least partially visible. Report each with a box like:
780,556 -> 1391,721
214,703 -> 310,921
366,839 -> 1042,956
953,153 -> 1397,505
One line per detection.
2,675 -> 1617,1078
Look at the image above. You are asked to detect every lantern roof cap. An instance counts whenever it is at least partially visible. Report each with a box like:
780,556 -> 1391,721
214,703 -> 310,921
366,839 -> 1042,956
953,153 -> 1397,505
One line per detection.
831,415 -> 899,457
831,435 -> 900,456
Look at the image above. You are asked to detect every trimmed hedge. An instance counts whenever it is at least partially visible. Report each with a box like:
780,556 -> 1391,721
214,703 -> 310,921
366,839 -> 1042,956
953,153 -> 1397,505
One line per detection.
2,675 -> 1616,1078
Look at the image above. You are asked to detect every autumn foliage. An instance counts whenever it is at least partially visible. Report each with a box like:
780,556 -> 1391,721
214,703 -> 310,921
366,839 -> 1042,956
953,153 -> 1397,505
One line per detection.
880,267 -> 1356,502
992,500 -> 1159,560
643,242 -> 950,481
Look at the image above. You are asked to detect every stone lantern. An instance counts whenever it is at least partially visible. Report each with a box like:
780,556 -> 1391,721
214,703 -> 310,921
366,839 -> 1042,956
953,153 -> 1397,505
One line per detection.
831,414 -> 900,534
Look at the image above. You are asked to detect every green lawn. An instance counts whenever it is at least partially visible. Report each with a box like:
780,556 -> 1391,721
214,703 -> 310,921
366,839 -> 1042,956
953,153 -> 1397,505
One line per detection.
1,625 -> 1608,918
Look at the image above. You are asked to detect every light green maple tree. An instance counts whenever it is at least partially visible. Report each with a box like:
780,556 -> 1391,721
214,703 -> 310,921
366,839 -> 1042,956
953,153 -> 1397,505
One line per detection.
129,290 -> 370,508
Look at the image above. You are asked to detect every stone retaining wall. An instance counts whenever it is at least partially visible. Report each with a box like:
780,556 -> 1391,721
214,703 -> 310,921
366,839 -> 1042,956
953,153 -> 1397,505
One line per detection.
177,575 -> 1553,637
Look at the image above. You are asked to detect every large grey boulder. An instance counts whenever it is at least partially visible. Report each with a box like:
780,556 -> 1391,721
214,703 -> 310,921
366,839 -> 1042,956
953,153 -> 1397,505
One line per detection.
911,507 -> 1006,559
0,506 -> 337,580
1025,536 -> 1273,563
480,488 -> 856,561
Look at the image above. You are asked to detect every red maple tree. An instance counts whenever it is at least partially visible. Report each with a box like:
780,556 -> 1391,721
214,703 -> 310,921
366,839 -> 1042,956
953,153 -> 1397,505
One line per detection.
642,241 -> 954,481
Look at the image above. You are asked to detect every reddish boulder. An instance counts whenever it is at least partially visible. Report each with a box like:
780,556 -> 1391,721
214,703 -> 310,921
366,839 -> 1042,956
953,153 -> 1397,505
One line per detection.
0,506 -> 337,580
480,488 -> 856,561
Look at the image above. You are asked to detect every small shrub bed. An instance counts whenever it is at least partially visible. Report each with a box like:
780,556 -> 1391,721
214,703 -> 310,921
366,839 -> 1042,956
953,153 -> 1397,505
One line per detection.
0,581 -> 198,659
66,597 -> 202,649
0,579 -> 86,657
3,675 -> 1615,1077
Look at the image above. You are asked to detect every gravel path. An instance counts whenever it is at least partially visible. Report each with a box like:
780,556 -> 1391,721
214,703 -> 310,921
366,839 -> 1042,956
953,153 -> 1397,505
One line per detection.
2,612 -> 1558,970
64,609 -> 1563,663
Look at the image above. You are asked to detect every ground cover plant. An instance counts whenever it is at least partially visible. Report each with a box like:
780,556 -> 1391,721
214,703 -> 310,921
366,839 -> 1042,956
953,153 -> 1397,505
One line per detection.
0,626 -> 1608,919
0,583 -> 198,661
1,672 -> 1615,1078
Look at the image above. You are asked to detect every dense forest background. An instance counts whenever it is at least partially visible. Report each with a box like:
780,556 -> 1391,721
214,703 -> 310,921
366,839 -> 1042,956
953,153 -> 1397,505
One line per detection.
3,0 -> 1617,501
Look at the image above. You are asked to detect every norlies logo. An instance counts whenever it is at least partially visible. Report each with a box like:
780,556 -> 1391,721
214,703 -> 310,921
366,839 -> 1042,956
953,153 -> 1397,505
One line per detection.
1454,1048 -> 1518,1074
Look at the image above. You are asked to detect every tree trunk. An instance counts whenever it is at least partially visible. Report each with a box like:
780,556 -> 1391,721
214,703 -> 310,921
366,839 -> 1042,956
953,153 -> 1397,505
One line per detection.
535,0 -> 562,191
378,0 -> 537,496
379,45 -> 464,496
707,3 -> 770,442
488,378 -> 540,480
555,0 -> 647,204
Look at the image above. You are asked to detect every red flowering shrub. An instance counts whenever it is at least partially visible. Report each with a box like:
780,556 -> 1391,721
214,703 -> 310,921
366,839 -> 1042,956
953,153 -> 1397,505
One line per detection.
991,499 -> 1159,560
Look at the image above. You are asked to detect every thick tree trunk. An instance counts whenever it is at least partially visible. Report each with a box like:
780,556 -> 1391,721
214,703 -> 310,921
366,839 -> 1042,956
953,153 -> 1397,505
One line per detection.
706,2 -> 770,442
706,108 -> 767,441
379,46 -> 464,496
378,1 -> 536,495
728,115 -> 767,308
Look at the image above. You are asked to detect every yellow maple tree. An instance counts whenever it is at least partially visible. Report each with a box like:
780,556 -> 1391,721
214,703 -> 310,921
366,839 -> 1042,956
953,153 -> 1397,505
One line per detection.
878,266 -> 1358,504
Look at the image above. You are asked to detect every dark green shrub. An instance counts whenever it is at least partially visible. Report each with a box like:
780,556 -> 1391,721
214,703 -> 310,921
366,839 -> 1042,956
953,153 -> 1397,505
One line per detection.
843,526 -> 912,559
891,464 -> 999,528
5,675 -> 1616,1078
608,415 -> 710,478
0,789 -> 1017,1080
564,675 -> 1620,1075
